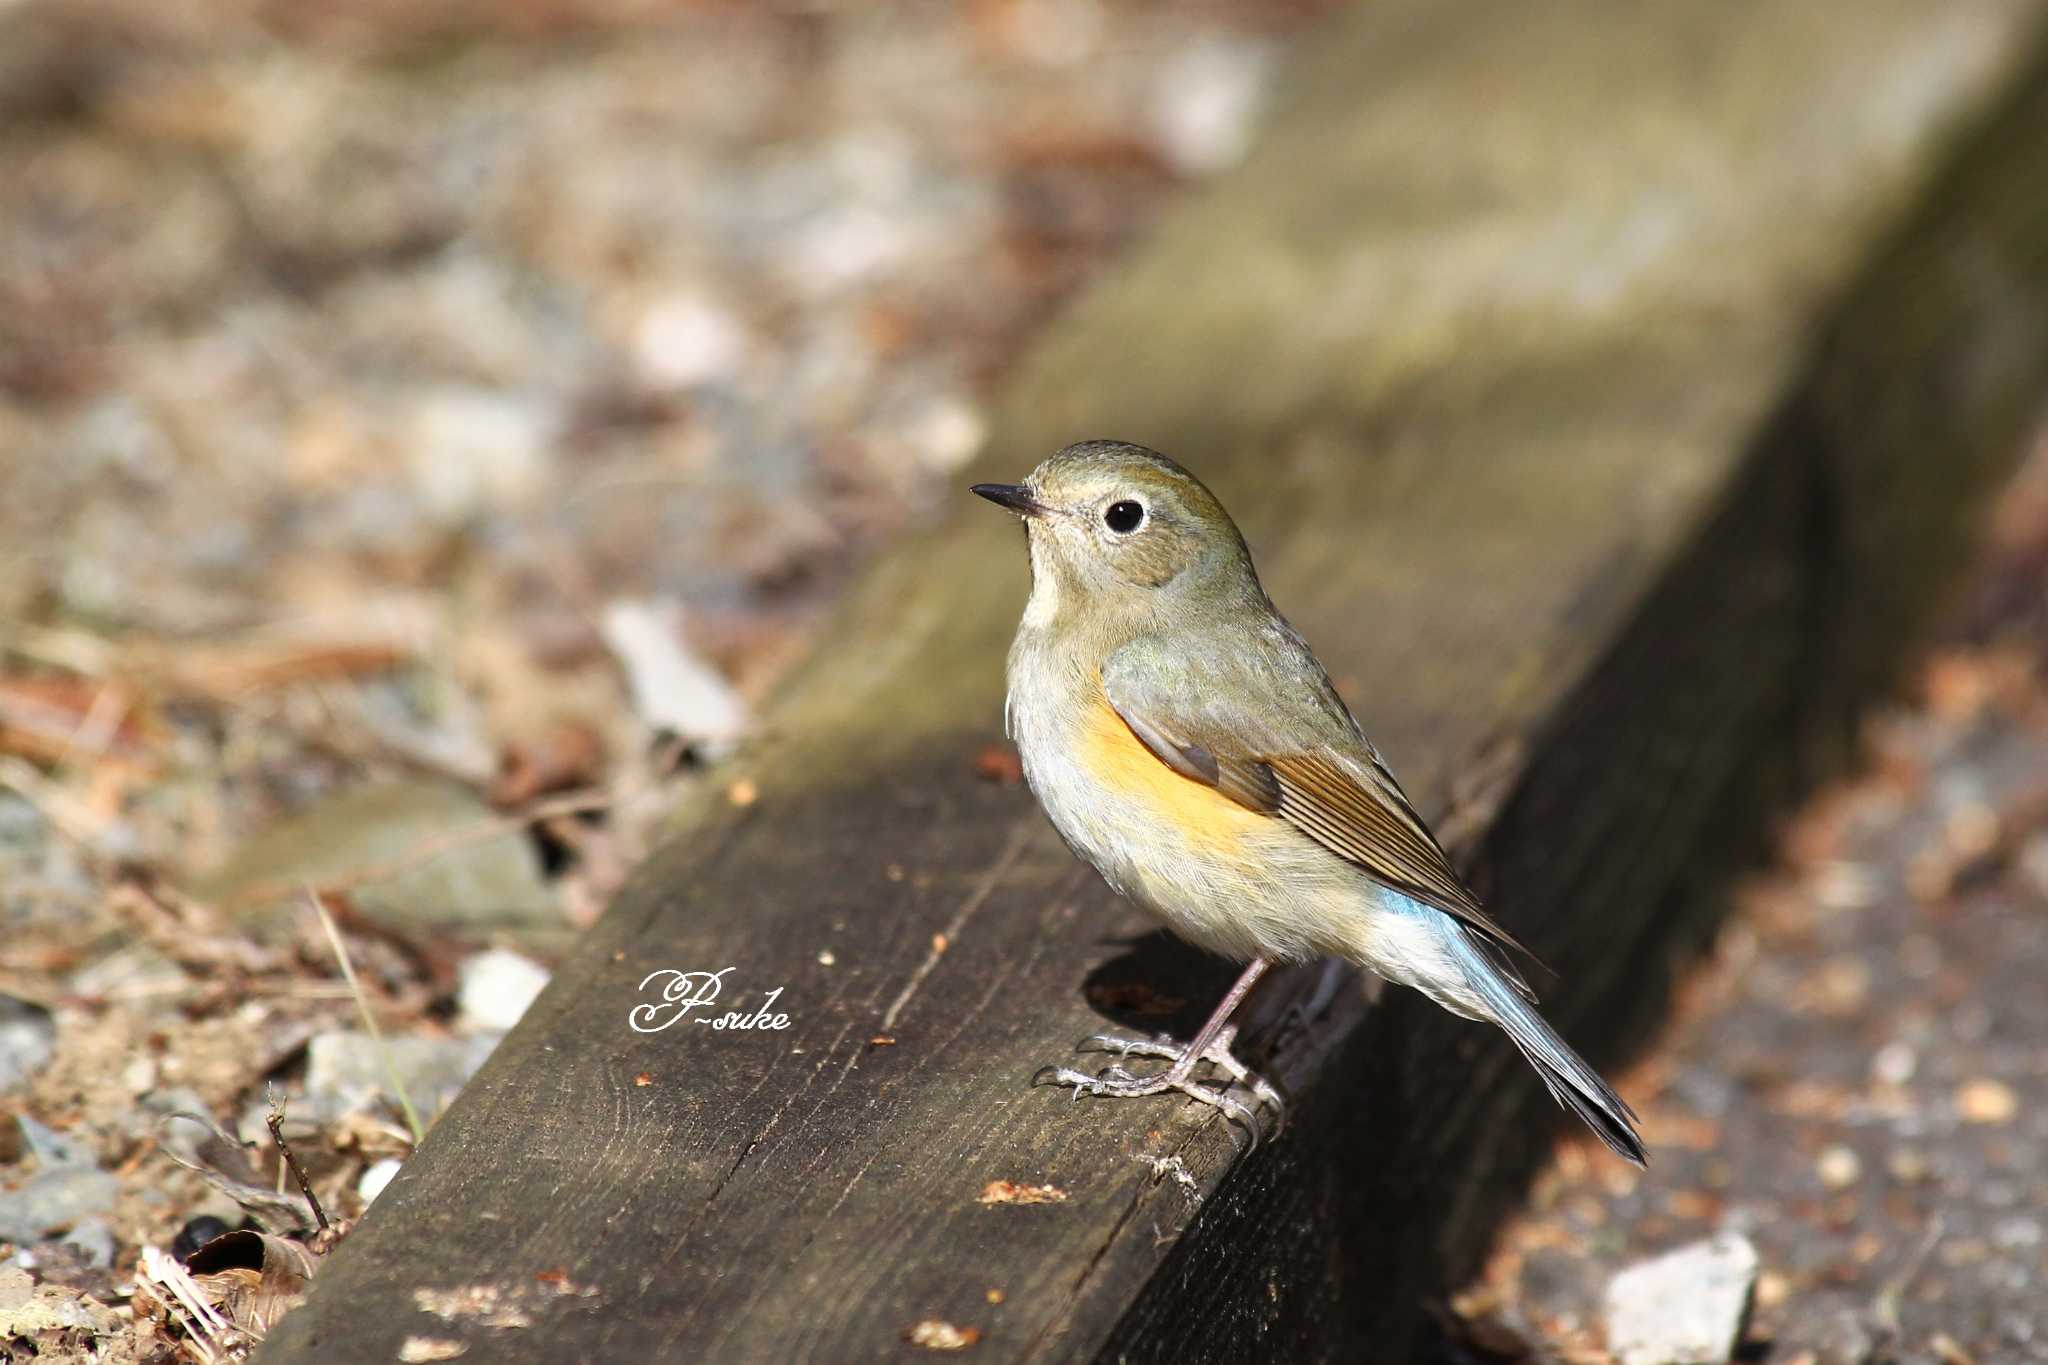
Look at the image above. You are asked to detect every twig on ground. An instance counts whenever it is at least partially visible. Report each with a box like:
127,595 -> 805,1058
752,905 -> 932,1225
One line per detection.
267,1090 -> 330,1234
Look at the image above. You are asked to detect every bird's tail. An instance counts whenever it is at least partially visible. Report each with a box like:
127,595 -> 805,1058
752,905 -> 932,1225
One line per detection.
1438,920 -> 1646,1166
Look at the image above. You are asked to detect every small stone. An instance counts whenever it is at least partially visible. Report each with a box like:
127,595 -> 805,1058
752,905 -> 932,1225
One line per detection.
0,1166 -> 120,1247
359,1158 -> 404,1205
197,780 -> 560,943
600,598 -> 748,753
1147,36 -> 1276,175
1871,1041 -> 1917,1087
1808,957 -> 1870,1015
1957,1078 -> 2018,1124
304,1031 -> 501,1124
405,387 -> 557,522
902,394 -> 987,473
122,1054 -> 158,1095
456,949 -> 551,1033
15,1116 -> 91,1170
1603,1231 -> 1759,1365
0,997 -> 54,1095
816,949 -> 836,966
58,1218 -> 114,1268
1810,860 -> 1879,910
1816,1145 -> 1861,1189
633,294 -> 749,389
1887,1148 -> 1930,1183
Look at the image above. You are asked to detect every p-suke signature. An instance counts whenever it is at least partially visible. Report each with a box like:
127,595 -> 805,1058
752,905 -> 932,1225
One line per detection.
629,967 -> 792,1033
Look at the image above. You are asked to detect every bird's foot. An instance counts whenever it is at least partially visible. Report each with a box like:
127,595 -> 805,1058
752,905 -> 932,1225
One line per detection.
1032,1024 -> 1283,1149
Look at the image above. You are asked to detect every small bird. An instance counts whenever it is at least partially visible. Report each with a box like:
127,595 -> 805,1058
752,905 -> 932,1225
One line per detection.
974,441 -> 1645,1164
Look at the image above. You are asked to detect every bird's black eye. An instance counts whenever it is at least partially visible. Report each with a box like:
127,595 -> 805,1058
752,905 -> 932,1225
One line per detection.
1104,500 -> 1145,533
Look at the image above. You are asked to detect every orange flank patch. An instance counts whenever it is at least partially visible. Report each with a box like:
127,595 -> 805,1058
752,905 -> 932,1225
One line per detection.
1075,690 -> 1268,862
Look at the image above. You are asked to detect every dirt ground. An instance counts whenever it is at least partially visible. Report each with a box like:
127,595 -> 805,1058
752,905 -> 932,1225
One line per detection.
1440,443 -> 2048,1365
0,2 -> 1330,1359
1,2 -> 2045,1362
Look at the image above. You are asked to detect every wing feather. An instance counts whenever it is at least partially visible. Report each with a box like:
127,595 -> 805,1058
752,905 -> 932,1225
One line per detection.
1102,633 -> 1538,989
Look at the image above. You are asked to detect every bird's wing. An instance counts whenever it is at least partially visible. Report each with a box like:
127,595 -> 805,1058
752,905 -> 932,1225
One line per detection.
1102,628 -> 1538,987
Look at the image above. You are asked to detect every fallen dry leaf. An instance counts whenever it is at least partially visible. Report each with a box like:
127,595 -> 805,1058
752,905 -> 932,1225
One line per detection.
972,744 -> 1023,784
978,1180 -> 1067,1206
906,1319 -> 982,1350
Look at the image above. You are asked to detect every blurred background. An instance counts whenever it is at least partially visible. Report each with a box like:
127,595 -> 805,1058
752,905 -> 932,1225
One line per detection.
0,0 -> 1334,1351
1,2 -> 2046,1362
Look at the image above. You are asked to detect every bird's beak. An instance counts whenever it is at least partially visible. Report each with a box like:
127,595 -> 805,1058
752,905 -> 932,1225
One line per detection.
971,483 -> 1049,519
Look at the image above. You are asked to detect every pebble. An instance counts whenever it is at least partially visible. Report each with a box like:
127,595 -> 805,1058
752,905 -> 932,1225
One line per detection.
1871,1040 -> 1917,1087
359,1158 -> 404,1205
901,394 -> 987,473
1887,1147 -> 1931,1183
58,1219 -> 115,1268
303,1031 -> 502,1123
405,387 -> 558,522
633,293 -> 750,390
1816,1145 -> 1861,1189
0,1166 -> 119,1248
1602,1231 -> 1759,1365
1147,35 -> 1276,176
16,1115 -> 91,1169
196,779 -> 559,939
599,598 -> 748,752
1956,1078 -> 2018,1124
0,997 -> 54,1095
456,948 -> 551,1034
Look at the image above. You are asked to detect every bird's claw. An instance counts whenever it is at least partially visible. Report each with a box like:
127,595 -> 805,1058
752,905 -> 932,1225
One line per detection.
1034,1024 -> 1284,1150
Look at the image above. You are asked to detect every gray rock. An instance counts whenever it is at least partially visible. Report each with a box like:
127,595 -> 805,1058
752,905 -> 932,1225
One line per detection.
455,948 -> 551,1034
196,779 -> 561,943
302,1030 -> 503,1123
56,1218 -> 114,1268
0,1167 -> 119,1248
14,1115 -> 90,1169
358,1158 -> 403,1205
0,998 -> 54,1095
599,598 -> 748,752
1603,1231 -> 1760,1365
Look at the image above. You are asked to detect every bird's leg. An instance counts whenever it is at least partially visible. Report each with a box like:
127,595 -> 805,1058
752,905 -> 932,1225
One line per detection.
1035,959 -> 1284,1143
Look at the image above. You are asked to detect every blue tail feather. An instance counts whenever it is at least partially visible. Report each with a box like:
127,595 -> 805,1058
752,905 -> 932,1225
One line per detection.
1439,919 -> 1646,1166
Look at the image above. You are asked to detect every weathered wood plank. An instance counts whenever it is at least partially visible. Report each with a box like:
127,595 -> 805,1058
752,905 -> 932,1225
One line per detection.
257,2 -> 2048,1361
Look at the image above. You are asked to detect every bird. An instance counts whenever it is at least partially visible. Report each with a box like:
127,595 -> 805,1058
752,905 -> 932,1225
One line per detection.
972,440 -> 1645,1164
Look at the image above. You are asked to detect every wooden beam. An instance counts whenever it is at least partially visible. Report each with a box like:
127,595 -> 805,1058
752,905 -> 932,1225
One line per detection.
257,2 -> 2048,1361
